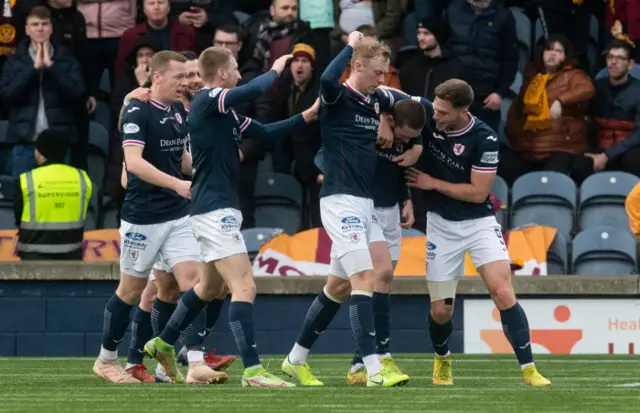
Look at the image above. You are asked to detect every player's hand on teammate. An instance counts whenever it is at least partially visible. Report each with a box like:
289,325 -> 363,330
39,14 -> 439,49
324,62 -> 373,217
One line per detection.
172,179 -> 192,200
347,31 -> 364,48
377,114 -> 394,149
400,199 -> 415,228
316,174 -> 324,184
393,145 -> 422,167
271,54 -> 294,75
128,87 -> 151,103
302,98 -> 321,122
405,167 -> 436,190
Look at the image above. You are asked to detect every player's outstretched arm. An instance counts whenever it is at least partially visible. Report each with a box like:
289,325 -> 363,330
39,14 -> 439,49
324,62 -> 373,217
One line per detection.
242,98 -> 320,141
320,31 -> 362,105
219,54 -> 294,112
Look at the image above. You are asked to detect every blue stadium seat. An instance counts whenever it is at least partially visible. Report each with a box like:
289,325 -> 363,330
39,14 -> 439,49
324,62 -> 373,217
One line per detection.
94,100 -> 112,136
578,172 -> 640,230
547,231 -> 568,275
99,70 -> 110,94
85,204 -> 98,231
87,154 -> 106,195
510,8 -> 532,71
257,153 -> 273,175
572,227 -> 637,275
0,174 -> 13,207
242,227 -> 284,258
89,121 -> 109,157
254,173 -> 303,234
510,172 -> 577,238
0,205 -> 14,229
491,175 -> 509,229
401,228 -> 424,237
102,196 -> 119,229
0,146 -> 12,175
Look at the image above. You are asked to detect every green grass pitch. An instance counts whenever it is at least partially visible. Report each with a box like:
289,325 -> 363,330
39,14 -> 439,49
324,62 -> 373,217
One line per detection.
0,354 -> 638,412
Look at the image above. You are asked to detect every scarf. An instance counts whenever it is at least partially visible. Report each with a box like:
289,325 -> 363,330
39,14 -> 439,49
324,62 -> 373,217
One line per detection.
253,19 -> 300,70
522,73 -> 553,131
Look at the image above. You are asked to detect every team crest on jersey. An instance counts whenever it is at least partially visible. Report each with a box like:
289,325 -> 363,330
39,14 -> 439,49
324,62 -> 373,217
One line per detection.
453,143 -> 465,156
374,102 -> 380,115
175,113 -> 183,124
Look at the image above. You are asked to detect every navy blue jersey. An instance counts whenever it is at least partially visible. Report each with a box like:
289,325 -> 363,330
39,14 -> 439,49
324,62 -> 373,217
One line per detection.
374,142 -> 412,208
318,45 -> 400,200
120,99 -> 190,225
189,73 -> 306,216
414,96 -> 499,221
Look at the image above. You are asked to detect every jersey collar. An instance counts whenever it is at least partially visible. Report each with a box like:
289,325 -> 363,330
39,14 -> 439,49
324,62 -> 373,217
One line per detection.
345,81 -> 371,104
446,115 -> 475,137
150,99 -> 171,112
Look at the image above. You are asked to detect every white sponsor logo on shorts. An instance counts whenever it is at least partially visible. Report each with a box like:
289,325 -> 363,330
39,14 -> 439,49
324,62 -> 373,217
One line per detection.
480,151 -> 499,164
123,123 -> 140,134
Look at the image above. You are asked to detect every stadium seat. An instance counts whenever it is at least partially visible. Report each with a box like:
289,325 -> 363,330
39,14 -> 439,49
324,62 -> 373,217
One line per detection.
257,153 -> 273,175
0,145 -> 12,175
89,121 -> 109,157
402,12 -> 418,47
0,205 -> 14,229
572,227 -> 637,275
491,175 -> 509,229
510,8 -> 532,71
0,174 -> 13,207
0,120 -> 7,143
547,231 -> 568,275
578,171 -> 639,230
254,173 -> 303,234
242,227 -> 284,259
510,172 -> 577,239
94,100 -> 112,136
401,228 -> 424,237
87,154 -> 106,195
85,203 -> 98,231
99,70 -> 110,94
102,196 -> 119,229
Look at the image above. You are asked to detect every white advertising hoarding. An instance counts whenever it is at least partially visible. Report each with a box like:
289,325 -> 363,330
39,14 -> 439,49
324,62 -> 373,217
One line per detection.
464,299 -> 640,354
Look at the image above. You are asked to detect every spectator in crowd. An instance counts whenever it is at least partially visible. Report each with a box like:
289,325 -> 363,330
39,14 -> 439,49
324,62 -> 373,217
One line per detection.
114,0 -> 195,78
0,5 -> 85,178
77,0 -> 137,101
332,0 -> 404,54
586,39 -> 640,176
436,0 -> 518,133
399,16 -> 470,230
338,25 -> 400,88
605,0 -> 640,61
14,129 -> 92,261
169,0 -> 235,52
105,35 -> 159,203
625,182 -> 640,238
299,0 -> 333,70
240,0 -> 319,79
499,35 -> 595,186
41,0 -> 94,172
266,43 -> 322,227
532,0 -> 592,73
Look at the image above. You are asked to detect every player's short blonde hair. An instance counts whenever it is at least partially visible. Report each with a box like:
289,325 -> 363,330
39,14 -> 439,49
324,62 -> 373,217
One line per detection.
351,37 -> 391,68
199,46 -> 234,83
149,50 -> 187,76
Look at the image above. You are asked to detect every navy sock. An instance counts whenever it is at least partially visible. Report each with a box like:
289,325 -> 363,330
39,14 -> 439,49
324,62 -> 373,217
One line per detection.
205,299 -> 225,333
229,301 -> 260,368
428,313 -> 453,356
500,302 -> 534,365
349,294 -> 376,358
159,289 -> 207,346
127,307 -> 152,365
101,294 -> 134,351
181,310 -> 206,349
372,292 -> 391,355
296,290 -> 341,349
151,298 -> 177,337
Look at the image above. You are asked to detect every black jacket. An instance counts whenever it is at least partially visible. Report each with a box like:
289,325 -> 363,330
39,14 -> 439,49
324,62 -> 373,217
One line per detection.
399,49 -> 473,102
0,39 -> 86,144
445,0 -> 518,98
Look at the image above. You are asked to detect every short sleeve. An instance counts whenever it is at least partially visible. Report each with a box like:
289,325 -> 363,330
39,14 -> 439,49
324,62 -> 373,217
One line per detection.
472,134 -> 499,174
121,102 -> 148,148
196,87 -> 229,116
233,110 -> 253,134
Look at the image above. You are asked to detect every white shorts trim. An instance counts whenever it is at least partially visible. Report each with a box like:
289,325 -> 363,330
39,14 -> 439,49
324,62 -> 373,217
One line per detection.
120,215 -> 201,278
191,208 -> 247,262
425,212 -> 509,282
370,204 -> 402,261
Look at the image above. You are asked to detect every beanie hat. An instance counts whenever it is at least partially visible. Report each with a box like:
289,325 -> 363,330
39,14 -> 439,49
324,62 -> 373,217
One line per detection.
292,43 -> 316,64
418,16 -> 451,45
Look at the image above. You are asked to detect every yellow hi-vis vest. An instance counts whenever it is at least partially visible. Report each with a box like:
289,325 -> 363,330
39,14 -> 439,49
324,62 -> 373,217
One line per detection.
18,164 -> 92,255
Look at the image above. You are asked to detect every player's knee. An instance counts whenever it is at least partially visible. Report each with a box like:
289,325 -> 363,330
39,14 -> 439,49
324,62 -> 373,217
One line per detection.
489,284 -> 516,310
431,299 -> 455,323
214,284 -> 230,300
156,284 -> 181,303
374,265 -> 394,289
116,273 -> 148,304
325,276 -> 351,302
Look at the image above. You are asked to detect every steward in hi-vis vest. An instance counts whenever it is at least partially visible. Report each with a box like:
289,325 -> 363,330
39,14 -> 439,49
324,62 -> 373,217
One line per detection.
14,129 -> 92,260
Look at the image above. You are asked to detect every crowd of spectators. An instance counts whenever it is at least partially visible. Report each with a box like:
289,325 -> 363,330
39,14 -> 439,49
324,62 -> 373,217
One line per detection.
0,0 -> 638,234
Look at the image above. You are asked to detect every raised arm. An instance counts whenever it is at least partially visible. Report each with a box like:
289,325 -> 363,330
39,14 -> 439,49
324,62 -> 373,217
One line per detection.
320,31 -> 363,105
241,98 -> 320,141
